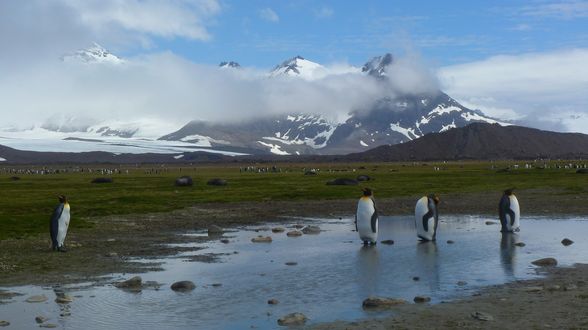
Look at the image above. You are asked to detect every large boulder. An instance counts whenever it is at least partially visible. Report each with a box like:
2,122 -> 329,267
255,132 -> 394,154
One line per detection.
170,281 -> 196,292
326,178 -> 358,186
207,178 -> 227,186
175,176 -> 193,186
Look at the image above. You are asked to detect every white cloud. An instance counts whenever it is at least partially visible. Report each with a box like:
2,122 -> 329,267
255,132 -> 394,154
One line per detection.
521,0 -> 588,19
438,48 -> 588,132
259,7 -> 279,22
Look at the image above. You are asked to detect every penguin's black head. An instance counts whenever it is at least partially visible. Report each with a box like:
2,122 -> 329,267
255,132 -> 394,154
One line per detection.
58,195 -> 67,203
428,194 -> 440,204
504,188 -> 515,196
362,188 -> 373,197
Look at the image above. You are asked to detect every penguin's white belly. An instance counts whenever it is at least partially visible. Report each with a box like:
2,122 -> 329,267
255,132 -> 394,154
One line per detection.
415,197 -> 434,240
507,195 -> 520,231
56,207 -> 70,247
357,199 -> 377,242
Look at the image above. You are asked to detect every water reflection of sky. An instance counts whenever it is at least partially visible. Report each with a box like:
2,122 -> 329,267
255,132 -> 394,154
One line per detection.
1,215 -> 587,329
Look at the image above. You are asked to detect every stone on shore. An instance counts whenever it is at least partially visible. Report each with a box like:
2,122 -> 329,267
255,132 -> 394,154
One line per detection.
25,295 -> 47,303
561,238 -> 574,246
362,297 -> 407,309
286,230 -> 302,237
413,296 -> 431,303
171,281 -> 196,292
271,227 -> 285,233
251,236 -> 272,243
277,313 -> 307,326
471,311 -> 494,321
301,225 -> 321,234
532,258 -> 558,266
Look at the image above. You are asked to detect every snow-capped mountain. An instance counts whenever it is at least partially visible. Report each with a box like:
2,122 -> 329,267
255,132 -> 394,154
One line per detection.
268,55 -> 328,80
161,54 -> 506,155
61,43 -> 124,64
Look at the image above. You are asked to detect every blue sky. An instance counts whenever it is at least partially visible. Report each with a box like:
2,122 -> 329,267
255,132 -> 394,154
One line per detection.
126,0 -> 588,68
0,0 -> 587,133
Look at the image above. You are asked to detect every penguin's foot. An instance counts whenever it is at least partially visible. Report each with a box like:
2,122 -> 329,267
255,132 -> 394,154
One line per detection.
363,241 -> 369,246
369,241 -> 377,245
57,247 -> 67,253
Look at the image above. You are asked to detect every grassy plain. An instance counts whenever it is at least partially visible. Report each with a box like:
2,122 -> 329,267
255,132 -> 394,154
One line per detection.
1,160 -> 587,240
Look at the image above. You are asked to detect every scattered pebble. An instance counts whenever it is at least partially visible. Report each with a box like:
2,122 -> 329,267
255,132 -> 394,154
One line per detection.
286,231 -> 302,237
211,283 -> 222,287
485,221 -> 498,225
362,297 -> 407,308
39,324 -> 58,328
457,281 -> 467,286
413,296 -> 431,303
271,227 -> 285,233
380,240 -> 394,245
25,295 -> 48,303
35,316 -> 48,324
561,238 -> 574,246
471,311 -> 494,321
412,276 -> 420,281
514,242 -> 526,247
564,283 -> 578,291
171,281 -> 196,292
523,286 -> 544,293
268,299 -> 279,305
220,239 -> 230,244
251,236 -> 272,243
532,258 -> 558,266
208,225 -> 224,236
285,262 -> 298,266
446,240 -> 455,244
277,313 -> 307,326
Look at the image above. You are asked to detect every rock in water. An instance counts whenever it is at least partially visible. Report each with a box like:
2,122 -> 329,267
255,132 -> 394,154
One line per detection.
301,225 -> 321,234
35,316 -> 49,324
485,221 -> 498,225
362,297 -> 407,309
55,295 -> 73,304
285,262 -> 298,266
514,242 -> 526,247
0,321 -> 10,327
286,230 -> 302,237
208,225 -> 224,236
25,295 -> 48,303
561,238 -> 574,246
446,240 -> 455,244
170,281 -> 196,292
114,276 -> 143,289
471,311 -> 494,321
268,299 -> 279,305
39,324 -> 58,328
413,296 -> 431,303
381,240 -> 394,245
271,227 -> 285,233
531,258 -> 558,266
277,313 -> 307,326
251,236 -> 272,243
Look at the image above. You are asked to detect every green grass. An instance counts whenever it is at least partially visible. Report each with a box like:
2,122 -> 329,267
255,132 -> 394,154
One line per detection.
1,161 -> 587,240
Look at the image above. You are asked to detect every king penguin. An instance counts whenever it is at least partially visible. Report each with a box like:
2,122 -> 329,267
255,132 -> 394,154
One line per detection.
414,194 -> 440,241
50,195 -> 71,252
499,188 -> 520,232
355,188 -> 378,245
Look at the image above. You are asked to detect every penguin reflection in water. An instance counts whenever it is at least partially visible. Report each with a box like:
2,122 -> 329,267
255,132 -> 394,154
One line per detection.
414,194 -> 440,241
499,188 -> 520,233
50,195 -> 71,252
355,188 -> 378,245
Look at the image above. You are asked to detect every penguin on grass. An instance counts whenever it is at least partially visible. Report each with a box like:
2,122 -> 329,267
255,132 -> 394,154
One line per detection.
50,195 -> 71,252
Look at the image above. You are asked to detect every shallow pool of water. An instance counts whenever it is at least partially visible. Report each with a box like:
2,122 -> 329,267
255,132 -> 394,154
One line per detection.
2,215 -> 588,329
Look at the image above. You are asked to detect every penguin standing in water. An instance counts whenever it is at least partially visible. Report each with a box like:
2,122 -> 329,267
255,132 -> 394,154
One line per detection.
50,195 -> 71,252
355,188 -> 378,245
414,194 -> 440,241
499,189 -> 520,232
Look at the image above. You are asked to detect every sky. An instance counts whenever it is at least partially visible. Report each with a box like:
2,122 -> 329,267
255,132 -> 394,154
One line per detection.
0,0 -> 587,134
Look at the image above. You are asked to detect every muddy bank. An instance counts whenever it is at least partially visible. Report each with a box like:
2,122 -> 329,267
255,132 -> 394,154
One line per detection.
312,264 -> 588,329
1,188 -> 586,286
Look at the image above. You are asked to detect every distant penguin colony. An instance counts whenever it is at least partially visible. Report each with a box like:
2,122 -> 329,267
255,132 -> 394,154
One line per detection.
355,188 -> 378,245
499,188 -> 520,232
414,194 -> 440,241
50,195 -> 71,252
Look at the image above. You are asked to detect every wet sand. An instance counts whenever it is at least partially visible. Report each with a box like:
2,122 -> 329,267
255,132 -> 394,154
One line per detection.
1,188 -> 588,328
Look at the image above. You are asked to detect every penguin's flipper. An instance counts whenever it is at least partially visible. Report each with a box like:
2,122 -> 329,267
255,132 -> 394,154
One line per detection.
422,209 -> 433,232
354,214 -> 358,232
370,198 -> 378,233
498,195 -> 510,231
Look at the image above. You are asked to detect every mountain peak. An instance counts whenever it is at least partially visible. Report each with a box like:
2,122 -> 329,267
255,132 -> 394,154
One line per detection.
269,55 -> 325,79
219,61 -> 241,69
62,43 -> 124,64
362,53 -> 393,76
